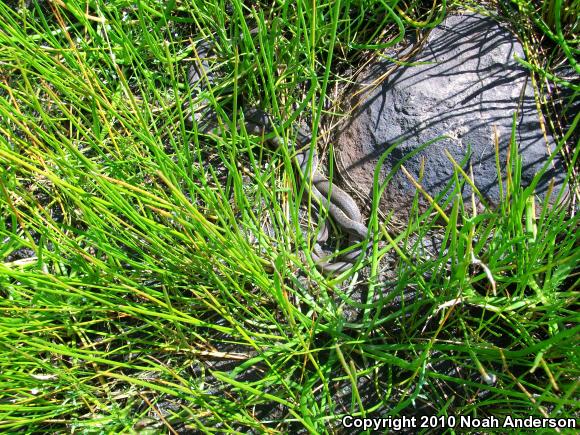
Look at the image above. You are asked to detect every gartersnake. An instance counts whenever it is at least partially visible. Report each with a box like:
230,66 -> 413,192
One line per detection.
185,38 -> 369,274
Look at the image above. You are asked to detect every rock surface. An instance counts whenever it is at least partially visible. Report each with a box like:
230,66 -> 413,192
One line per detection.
336,12 -> 567,218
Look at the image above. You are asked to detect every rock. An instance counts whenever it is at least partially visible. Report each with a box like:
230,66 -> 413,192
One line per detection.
336,12 -> 567,219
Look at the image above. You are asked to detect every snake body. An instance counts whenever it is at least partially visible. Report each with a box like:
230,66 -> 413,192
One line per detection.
186,42 -> 368,274
243,108 -> 369,273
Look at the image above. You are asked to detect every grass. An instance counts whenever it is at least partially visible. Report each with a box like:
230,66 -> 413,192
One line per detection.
0,0 -> 578,433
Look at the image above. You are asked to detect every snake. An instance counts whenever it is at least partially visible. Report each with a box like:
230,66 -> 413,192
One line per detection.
185,39 -> 369,274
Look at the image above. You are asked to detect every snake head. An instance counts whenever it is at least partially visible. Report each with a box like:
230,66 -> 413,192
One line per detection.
244,108 -> 272,131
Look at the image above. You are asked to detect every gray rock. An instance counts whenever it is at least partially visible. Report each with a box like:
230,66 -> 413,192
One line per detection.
336,12 -> 567,218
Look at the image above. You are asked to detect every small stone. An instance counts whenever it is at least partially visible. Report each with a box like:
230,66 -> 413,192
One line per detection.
336,12 -> 567,218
